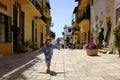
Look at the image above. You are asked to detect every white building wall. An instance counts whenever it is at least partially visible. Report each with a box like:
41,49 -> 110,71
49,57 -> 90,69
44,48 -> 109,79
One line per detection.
91,0 -> 106,42
115,0 -> 120,24
63,26 -> 74,44
64,27 -> 73,37
112,0 -> 120,53
93,0 -> 106,22
91,0 -> 116,47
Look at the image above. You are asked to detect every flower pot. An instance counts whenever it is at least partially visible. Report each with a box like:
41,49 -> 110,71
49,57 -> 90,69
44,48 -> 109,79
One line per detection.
86,49 -> 98,56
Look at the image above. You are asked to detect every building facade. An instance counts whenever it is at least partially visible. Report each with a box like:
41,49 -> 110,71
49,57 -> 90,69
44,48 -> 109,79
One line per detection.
72,0 -> 120,51
62,25 -> 75,47
0,0 -> 12,56
115,0 -> 120,23
90,0 -> 115,48
73,0 -> 90,44
0,0 -> 51,56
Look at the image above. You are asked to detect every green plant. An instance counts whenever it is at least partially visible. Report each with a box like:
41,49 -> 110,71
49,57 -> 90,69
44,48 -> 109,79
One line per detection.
113,27 -> 120,48
24,41 -> 30,47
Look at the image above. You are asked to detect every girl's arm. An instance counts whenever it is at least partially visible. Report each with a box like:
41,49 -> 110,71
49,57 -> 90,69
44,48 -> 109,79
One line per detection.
34,46 -> 45,54
52,44 -> 60,50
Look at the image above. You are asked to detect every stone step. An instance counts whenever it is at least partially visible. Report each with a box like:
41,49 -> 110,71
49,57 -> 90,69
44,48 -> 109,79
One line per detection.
98,48 -> 112,54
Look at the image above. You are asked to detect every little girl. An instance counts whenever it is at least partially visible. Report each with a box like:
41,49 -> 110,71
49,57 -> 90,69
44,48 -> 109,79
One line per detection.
34,36 -> 60,73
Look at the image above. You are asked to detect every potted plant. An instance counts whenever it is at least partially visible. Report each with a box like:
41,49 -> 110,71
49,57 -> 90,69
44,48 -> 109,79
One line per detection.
23,40 -> 33,51
113,25 -> 120,57
85,41 -> 98,56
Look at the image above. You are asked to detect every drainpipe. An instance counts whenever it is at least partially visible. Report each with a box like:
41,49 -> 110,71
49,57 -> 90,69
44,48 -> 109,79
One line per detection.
11,0 -> 14,53
88,0 -> 91,42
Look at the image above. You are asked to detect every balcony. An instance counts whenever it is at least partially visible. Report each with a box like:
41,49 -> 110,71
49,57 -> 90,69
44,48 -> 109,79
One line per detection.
46,2 -> 51,9
15,0 -> 29,4
41,14 -> 47,23
73,7 -> 78,14
72,27 -> 80,31
77,12 -> 88,22
22,1 -> 41,17
35,3 -> 42,14
78,0 -> 89,10
30,0 -> 43,14
77,5 -> 90,22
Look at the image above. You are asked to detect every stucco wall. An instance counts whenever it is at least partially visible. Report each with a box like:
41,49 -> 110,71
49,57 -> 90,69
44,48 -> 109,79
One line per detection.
0,43 -> 13,56
0,0 -> 13,56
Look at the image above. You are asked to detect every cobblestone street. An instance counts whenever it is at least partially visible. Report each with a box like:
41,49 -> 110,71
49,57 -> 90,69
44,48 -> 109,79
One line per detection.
0,49 -> 120,80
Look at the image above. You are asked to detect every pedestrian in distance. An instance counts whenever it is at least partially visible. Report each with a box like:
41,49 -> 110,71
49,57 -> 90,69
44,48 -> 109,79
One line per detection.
17,30 -> 25,52
97,28 -> 104,49
34,36 -> 60,74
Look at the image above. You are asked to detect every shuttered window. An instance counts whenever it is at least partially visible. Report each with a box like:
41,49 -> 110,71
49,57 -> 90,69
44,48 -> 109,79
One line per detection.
0,13 -> 12,43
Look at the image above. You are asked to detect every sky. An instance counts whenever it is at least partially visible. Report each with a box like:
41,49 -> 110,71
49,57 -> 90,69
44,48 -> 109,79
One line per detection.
50,0 -> 77,39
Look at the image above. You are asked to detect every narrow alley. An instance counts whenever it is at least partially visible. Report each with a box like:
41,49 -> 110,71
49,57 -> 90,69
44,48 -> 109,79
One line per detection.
0,49 -> 120,80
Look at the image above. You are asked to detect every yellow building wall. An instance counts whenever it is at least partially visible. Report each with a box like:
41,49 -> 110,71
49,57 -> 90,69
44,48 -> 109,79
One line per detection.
72,22 -> 80,43
0,0 -> 13,56
79,20 -> 90,42
72,22 -> 78,27
35,21 -> 41,48
0,43 -> 13,56
43,9 -> 50,18
22,5 -> 47,48
21,5 -> 32,42
0,0 -> 11,16
73,31 -> 78,43
43,26 -> 47,43
23,11 -> 43,49
25,14 -> 32,41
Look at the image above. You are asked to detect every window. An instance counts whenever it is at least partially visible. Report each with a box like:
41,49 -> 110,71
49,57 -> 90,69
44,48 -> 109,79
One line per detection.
116,7 -> 120,22
91,0 -> 93,5
7,17 -> 12,42
0,23 -> 5,42
0,13 -> 12,42
62,32 -> 64,35
68,28 -> 71,32
31,0 -> 36,5
0,14 -> 5,22
82,32 -> 86,41
35,28 -> 37,42
0,13 -> 5,42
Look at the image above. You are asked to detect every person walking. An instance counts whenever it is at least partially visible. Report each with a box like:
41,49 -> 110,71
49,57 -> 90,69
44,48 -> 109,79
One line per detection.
97,28 -> 104,49
17,31 -> 24,52
34,36 -> 60,73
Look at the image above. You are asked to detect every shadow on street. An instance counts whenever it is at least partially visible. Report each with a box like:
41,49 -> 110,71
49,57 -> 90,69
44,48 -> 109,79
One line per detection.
0,52 -> 40,79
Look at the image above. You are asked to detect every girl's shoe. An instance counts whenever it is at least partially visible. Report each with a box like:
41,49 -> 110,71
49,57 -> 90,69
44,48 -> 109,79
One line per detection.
46,69 -> 50,74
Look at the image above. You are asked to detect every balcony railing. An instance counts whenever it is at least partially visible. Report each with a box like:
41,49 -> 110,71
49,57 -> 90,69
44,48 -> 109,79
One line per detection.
41,14 -> 47,23
30,0 -> 42,14
77,11 -> 90,22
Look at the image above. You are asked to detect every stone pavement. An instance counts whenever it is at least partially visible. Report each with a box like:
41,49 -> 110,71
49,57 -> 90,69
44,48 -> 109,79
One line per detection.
0,49 -> 120,80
